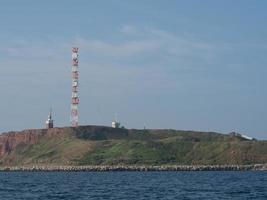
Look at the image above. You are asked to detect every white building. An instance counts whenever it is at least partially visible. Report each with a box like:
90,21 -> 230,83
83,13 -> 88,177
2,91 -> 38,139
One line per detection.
112,120 -> 120,128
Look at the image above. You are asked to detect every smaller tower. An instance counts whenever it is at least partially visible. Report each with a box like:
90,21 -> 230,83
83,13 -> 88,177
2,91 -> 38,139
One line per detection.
45,109 -> 54,129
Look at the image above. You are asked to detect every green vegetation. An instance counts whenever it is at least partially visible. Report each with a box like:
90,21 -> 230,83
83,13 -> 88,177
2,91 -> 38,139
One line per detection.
1,126 -> 266,166
2,135 -> 93,166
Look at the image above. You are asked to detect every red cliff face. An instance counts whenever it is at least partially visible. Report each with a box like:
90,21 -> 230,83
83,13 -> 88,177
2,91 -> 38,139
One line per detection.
0,128 -> 71,158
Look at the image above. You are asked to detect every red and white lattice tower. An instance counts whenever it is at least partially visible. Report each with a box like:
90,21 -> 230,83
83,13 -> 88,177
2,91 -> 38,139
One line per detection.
71,47 -> 79,126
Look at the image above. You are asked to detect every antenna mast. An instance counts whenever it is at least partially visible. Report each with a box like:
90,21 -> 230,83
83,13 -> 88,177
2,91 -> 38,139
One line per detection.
71,47 -> 79,126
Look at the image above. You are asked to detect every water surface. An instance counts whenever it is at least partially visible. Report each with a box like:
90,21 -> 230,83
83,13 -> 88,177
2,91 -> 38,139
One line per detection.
0,171 -> 266,199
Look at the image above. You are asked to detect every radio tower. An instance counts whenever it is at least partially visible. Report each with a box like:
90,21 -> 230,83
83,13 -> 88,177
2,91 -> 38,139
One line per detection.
71,47 -> 79,127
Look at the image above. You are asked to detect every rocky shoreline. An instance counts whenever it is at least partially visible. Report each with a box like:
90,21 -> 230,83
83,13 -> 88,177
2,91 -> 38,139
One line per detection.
0,164 -> 266,172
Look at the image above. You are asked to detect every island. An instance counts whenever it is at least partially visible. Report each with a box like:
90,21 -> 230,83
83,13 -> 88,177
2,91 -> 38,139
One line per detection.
0,126 -> 266,171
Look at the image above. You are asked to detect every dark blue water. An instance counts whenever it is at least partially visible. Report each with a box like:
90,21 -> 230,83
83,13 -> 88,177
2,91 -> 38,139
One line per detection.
0,171 -> 266,199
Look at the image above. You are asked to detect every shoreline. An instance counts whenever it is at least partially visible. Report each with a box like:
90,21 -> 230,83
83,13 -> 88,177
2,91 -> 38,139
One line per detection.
0,164 -> 266,172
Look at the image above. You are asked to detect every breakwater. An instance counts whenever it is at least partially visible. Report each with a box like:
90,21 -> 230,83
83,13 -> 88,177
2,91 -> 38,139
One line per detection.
0,164 -> 266,172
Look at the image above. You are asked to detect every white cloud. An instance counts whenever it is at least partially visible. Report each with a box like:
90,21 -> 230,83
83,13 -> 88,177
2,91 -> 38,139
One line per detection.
120,25 -> 139,35
1,25 -> 215,65
73,37 -> 160,57
70,25 -> 215,64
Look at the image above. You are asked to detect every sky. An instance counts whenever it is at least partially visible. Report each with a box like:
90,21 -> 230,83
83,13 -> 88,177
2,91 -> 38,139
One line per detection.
0,0 -> 267,139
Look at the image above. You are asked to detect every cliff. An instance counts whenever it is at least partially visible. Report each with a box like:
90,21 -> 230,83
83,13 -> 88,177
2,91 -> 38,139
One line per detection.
0,128 -> 73,156
0,126 -> 266,166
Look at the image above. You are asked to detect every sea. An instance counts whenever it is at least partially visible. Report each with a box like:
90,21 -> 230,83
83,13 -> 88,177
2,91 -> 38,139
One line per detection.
0,171 -> 266,199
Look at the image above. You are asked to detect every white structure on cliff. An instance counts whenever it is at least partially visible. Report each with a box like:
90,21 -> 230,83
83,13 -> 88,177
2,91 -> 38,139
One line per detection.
111,114 -> 121,128
45,109 -> 54,129
112,120 -> 120,128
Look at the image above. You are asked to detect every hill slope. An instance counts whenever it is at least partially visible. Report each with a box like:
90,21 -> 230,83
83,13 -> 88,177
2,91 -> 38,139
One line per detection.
0,126 -> 266,166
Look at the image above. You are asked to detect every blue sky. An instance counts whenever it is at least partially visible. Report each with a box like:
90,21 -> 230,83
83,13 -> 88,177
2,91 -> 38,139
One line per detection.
0,0 -> 267,139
